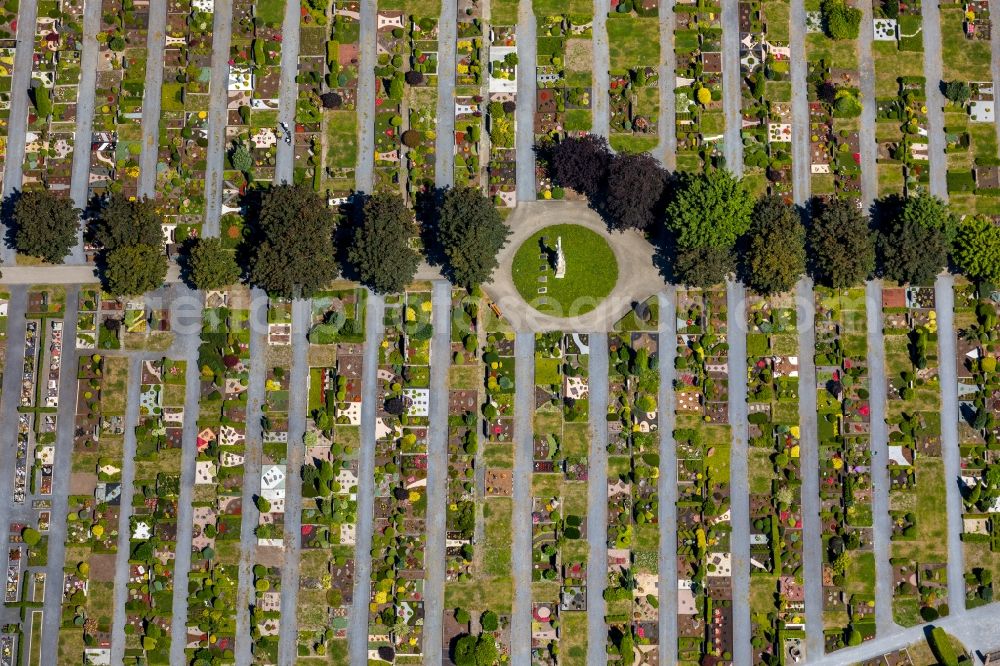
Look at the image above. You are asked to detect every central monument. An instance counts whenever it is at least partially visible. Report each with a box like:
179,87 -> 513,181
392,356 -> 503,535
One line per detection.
554,236 -> 566,279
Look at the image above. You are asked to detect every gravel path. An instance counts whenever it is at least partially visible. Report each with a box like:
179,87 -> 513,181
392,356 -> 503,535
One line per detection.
202,0 -> 235,237
0,0 -> 40,204
858,0 -> 878,208
510,331 -> 534,666
434,0 -> 458,187
39,287 -> 79,664
592,0 -> 610,138
515,0 -> 537,202
234,288 -> 268,666
726,280 -> 750,665
656,290 -> 679,665
109,355 -> 145,664
422,280 -> 453,662
922,0 -> 948,200
274,0 -> 301,182
935,274 -> 967,613
356,0 -> 377,192
657,0 -> 676,168
138,0 -> 167,198
277,298 -> 310,665
796,277 -> 824,659
720,0 -> 742,174
789,0 -> 810,206
865,280 -> 897,637
348,292 -> 386,664
586,333 -> 609,666
67,0 -> 102,262
167,286 -> 204,666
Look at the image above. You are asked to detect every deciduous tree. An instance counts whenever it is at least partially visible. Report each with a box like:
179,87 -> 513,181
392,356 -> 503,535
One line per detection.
548,134 -> 611,198
605,152 -> 667,231
347,192 -> 419,293
103,245 -> 168,296
92,194 -> 164,251
954,215 -> 1000,283
740,195 -> 805,295
436,187 -> 511,287
9,190 -> 80,263
808,197 -> 875,287
665,169 -> 754,250
185,237 -> 240,290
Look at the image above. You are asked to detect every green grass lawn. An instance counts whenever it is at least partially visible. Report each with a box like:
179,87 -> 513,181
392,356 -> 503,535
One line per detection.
941,8 -> 992,81
610,134 -> 658,153
255,0 -> 285,26
511,224 -> 618,316
607,16 -> 659,72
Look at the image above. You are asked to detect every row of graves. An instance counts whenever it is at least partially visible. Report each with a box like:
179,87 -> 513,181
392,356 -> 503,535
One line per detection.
674,0 -> 726,171
487,25 -> 517,207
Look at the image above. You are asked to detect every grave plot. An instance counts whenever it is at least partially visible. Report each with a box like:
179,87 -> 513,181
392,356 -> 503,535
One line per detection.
365,290 -> 434,660
804,0 -> 862,198
89,0 -> 150,199
292,1 -> 328,188
673,288 -> 734,664
674,0 -> 725,172
938,0 -> 1000,215
487,26 -> 517,208
154,0 -> 214,248
86,295 -> 174,353
320,1 -> 361,197
444,310 -> 514,658
738,0 -> 793,196
441,290 -> 481,596
951,285 -> 1000,613
878,285 -> 950,627
528,333 -> 590,664
812,287 -> 877,651
404,15 -> 440,199
2,288 -> 68,660
116,358 -> 186,662
743,296 -> 805,661
222,0 -> 285,200
371,10 -> 406,193
247,298 -> 294,664
0,289 -> 7,397
21,0 -> 83,195
532,11 -> 593,198
58,352 -> 128,664
606,315 -> 662,664
453,12 -> 485,189
606,6 -> 659,154
182,292 -> 255,663
293,287 -> 367,663
0,0 -> 17,162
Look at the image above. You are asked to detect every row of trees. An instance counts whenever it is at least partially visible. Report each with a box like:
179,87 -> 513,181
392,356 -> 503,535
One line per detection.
5,184 -> 510,298
548,134 -> 997,294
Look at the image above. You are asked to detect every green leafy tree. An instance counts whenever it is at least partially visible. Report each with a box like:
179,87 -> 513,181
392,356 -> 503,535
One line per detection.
954,215 -> 1000,283
944,80 -> 972,106
665,169 -> 754,250
102,245 -> 168,296
452,633 -> 498,666
673,246 -> 735,288
230,141 -> 253,173
92,194 -> 164,251
247,184 -> 339,298
185,237 -> 240,290
740,195 -> 805,295
808,197 -> 875,287
879,203 -> 949,285
436,187 -> 511,287
10,190 -> 81,263
348,192 -> 419,293
821,0 -> 862,38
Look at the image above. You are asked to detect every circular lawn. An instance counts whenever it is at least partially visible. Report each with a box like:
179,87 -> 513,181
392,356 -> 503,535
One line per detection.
511,224 -> 618,316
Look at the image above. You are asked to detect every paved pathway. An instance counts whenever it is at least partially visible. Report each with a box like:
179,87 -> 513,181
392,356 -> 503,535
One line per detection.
168,286 -> 204,666
67,0 -> 103,262
865,279 -> 897,637
348,292 -> 386,664
234,288 -> 269,666
657,0 -> 676,168
789,0 -> 809,206
0,0 -> 40,205
796,277 -> 824,659
138,0 -> 167,198
858,0 -> 878,207
434,0 -> 458,188
922,0 -> 948,199
935,274 -> 966,613
725,280 -> 750,664
592,0 -> 610,138
275,0 -> 301,182
39,287 -> 79,664
510,331 -> 534,666
202,0 -> 235,237
586,333 -> 609,666
277,297 -> 310,665
514,0 -> 537,202
487,202 -> 662,331
0,287 -> 25,633
656,290 -> 678,665
423,280 -> 452,663
109,355 -> 145,664
356,0 -> 377,192
720,0 -> 742,174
